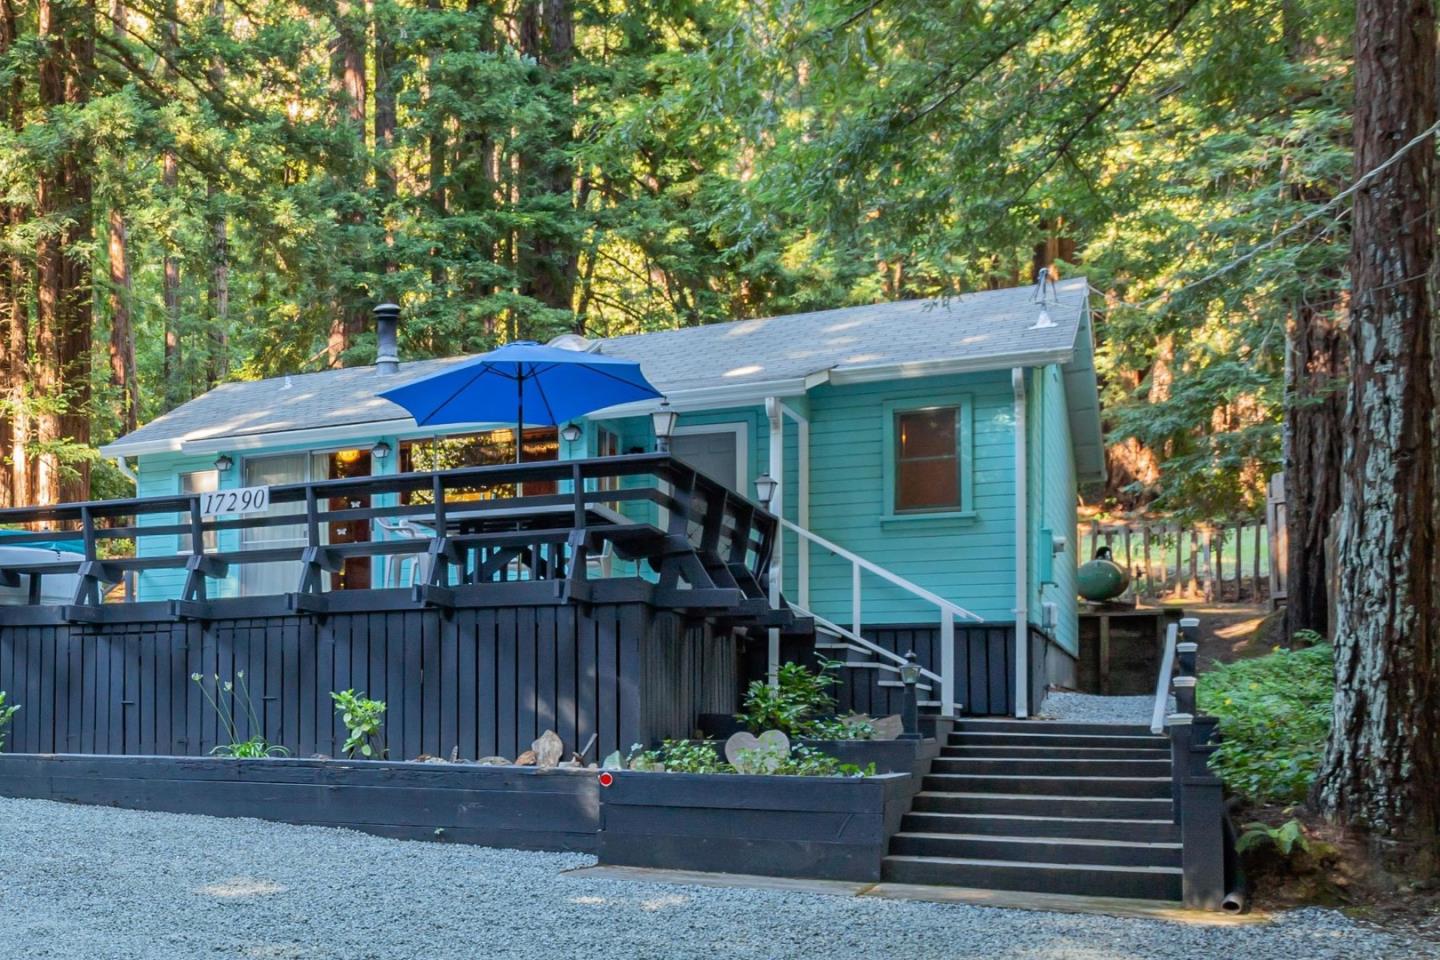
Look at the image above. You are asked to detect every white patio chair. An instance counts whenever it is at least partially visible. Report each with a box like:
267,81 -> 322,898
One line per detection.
374,518 -> 433,587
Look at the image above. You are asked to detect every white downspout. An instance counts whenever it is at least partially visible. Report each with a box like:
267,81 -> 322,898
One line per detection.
765,397 -> 784,686
113,456 -> 138,490
1011,368 -> 1030,718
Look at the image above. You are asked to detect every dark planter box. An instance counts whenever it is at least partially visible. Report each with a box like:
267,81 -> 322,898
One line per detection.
0,753 -> 599,853
597,771 -> 913,881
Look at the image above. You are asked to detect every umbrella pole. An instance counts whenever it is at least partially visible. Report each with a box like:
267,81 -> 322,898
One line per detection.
515,371 -> 523,465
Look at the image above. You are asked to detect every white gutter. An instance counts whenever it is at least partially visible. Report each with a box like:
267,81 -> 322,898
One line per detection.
112,456 -> 139,490
1012,367 -> 1030,718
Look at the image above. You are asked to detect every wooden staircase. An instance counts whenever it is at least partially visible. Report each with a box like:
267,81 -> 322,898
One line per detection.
882,718 -> 1183,902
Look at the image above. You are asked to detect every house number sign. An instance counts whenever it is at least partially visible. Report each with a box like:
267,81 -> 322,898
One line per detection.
199,485 -> 271,515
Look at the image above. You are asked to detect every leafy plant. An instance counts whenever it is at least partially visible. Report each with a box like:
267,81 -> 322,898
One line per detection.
331,689 -> 387,759
738,659 -> 862,738
190,672 -> 289,759
804,715 -> 875,741
0,690 -> 19,752
634,739 -> 727,774
1237,818 -> 1336,861
1197,644 -> 1333,803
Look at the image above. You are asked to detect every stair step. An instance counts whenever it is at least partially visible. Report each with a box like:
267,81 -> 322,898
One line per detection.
952,719 -> 1156,736
889,832 -> 1182,868
911,791 -> 1174,820
930,757 -> 1172,777
881,855 -> 1183,901
942,745 -> 1170,760
901,811 -> 1180,842
949,731 -> 1167,750
923,774 -> 1173,799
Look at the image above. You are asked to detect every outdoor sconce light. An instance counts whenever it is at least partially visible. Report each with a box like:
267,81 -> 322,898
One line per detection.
899,650 -> 922,740
754,473 -> 777,509
651,399 -> 678,453
213,454 -> 233,474
560,422 -> 583,444
371,441 -> 391,461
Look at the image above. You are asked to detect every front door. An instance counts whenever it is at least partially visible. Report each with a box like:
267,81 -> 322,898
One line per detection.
324,449 -> 372,590
670,427 -> 744,492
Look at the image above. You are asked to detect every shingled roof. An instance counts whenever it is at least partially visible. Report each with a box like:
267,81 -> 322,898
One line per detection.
102,277 -> 1103,478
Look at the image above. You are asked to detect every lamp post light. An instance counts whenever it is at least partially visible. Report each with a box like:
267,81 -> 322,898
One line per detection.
753,473 -> 777,510
899,650 -> 922,740
651,399 -> 678,453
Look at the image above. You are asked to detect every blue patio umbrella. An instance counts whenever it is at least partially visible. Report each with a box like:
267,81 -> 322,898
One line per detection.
378,341 -> 662,462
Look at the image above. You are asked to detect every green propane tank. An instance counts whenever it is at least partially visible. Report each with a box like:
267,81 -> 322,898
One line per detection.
1077,546 -> 1130,602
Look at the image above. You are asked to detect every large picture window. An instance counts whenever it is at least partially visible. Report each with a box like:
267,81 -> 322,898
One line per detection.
399,427 -> 559,502
882,396 -> 973,520
178,470 -> 219,553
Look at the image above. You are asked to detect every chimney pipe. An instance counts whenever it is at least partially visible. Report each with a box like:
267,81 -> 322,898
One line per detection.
374,303 -> 400,374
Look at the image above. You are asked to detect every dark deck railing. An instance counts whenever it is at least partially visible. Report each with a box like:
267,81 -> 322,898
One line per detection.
0,454 -> 781,626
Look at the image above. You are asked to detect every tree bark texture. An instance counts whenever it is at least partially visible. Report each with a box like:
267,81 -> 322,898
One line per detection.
1284,292 -> 1347,638
1318,0 -> 1440,876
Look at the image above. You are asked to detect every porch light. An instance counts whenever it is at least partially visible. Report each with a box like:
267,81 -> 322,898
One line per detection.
651,399 -> 678,453
560,423 -> 583,444
213,455 -> 233,474
753,473 -> 777,509
899,650 -> 922,740
371,441 -> 391,460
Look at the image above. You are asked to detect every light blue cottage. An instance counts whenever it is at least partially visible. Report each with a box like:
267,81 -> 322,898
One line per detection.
100,277 -> 1104,716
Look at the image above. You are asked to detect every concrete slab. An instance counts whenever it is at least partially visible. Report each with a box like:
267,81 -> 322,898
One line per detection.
862,882 -> 1266,924
564,864 -> 1267,926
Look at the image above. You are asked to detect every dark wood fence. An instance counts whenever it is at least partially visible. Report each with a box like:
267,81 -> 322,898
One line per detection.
0,600 -> 741,763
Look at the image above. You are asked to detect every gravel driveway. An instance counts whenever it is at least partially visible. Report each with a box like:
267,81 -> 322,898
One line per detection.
0,797 -> 1433,960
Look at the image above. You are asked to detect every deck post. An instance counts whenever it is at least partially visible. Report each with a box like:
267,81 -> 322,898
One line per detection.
766,397 -> 784,686
939,610 -> 955,718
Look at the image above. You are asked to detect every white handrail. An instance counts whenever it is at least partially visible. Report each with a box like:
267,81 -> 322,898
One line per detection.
794,603 -> 946,686
778,516 -> 983,622
1151,622 -> 1179,734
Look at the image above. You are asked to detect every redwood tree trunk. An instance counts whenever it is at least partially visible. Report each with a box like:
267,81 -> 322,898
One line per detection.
1284,291 -> 1346,637
1317,0 -> 1440,876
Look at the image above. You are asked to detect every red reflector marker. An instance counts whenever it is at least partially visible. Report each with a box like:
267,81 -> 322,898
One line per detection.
598,772 -> 615,788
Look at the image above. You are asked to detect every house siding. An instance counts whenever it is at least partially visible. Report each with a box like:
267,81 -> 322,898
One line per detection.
802,371 -> 1018,625
1029,364 -> 1079,656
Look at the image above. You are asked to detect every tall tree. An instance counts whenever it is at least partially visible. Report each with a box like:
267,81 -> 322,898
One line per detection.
1317,0 -> 1440,876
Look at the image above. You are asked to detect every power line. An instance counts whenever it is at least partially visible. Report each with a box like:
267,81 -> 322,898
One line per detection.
1093,115 -> 1440,313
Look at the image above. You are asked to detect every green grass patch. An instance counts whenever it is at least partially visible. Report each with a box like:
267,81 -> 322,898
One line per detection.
1196,643 -> 1333,804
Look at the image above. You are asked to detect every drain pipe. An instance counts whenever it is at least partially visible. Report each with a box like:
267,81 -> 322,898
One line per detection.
1011,368 -> 1029,718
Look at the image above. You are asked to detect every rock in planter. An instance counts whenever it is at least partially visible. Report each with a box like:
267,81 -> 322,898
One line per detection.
601,750 -> 624,770
532,730 -> 564,769
870,715 -> 904,741
475,756 -> 510,765
514,750 -> 537,766
726,730 -> 789,774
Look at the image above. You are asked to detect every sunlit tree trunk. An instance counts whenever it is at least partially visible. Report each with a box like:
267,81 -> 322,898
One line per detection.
1317,0 -> 1440,878
326,0 -> 368,365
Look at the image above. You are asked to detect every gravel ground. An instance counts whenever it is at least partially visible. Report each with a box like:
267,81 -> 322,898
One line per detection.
1,798 -> 1436,960
1038,691 -> 1173,725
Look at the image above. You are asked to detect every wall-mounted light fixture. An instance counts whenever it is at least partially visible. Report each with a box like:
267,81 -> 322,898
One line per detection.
213,454 -> 233,474
371,441 -> 391,461
651,399 -> 678,453
560,423 -> 583,444
753,473 -> 777,509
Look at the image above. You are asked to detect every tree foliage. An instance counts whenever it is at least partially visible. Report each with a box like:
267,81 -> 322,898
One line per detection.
0,0 -> 1354,518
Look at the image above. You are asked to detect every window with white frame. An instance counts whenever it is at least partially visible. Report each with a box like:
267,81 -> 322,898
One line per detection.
178,470 -> 219,553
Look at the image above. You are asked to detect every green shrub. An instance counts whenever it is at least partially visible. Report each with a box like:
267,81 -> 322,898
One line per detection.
1197,644 -> 1333,804
737,659 -> 872,739
331,689 -> 387,759
0,690 -> 18,751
